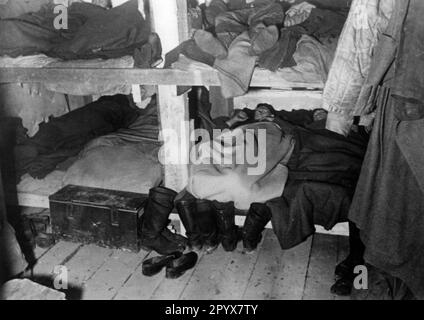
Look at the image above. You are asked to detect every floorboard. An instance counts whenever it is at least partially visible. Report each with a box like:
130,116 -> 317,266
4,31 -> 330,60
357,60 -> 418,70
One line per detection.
113,251 -> 169,300
334,235 -> 350,301
179,245 -> 235,300
242,230 -> 312,300
302,234 -> 338,300
32,241 -> 82,276
150,250 -> 205,300
84,249 -> 150,300
203,241 -> 261,300
271,237 -> 313,300
34,245 -> 51,261
25,233 -> 349,300
63,244 -> 113,299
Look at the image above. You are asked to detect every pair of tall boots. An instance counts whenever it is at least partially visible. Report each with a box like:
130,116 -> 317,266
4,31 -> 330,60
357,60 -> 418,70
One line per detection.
139,187 -> 272,255
139,187 -> 187,255
176,196 -> 241,253
177,197 -> 272,253
176,197 -> 220,253
212,201 -> 240,252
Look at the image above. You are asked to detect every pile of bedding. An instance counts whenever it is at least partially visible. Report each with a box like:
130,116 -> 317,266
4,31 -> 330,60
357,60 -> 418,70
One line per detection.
190,102 -> 367,250
13,94 -> 139,180
171,34 -> 338,89
0,0 -> 161,96
0,0 -> 149,60
166,0 -> 347,98
187,121 -> 293,210
62,98 -> 163,193
4,95 -> 162,197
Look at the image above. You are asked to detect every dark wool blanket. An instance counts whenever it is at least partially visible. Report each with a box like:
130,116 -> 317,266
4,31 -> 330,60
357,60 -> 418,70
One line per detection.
266,110 -> 367,250
0,0 -> 150,60
14,95 -> 138,180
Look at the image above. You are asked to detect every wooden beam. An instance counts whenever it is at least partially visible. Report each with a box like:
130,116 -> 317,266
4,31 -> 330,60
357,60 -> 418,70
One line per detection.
0,68 -> 324,90
234,89 -> 323,111
157,85 -> 190,192
149,0 -> 192,192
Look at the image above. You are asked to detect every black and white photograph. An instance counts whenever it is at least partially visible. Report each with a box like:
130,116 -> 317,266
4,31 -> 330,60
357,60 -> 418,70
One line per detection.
0,0 -> 422,305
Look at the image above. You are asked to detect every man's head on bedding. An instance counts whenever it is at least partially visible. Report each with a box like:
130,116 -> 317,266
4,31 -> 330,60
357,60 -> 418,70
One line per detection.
229,103 -> 275,123
254,103 -> 276,121
227,104 -> 327,130
312,108 -> 328,122
255,104 -> 328,122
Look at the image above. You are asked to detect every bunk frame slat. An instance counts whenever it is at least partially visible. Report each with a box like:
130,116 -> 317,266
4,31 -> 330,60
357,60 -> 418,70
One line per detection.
0,67 -> 324,90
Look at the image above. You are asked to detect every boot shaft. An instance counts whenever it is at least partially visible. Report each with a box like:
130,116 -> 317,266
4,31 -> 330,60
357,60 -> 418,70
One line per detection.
213,201 -> 236,232
147,186 -> 178,209
142,186 -> 178,237
176,200 -> 198,234
140,187 -> 185,255
196,200 -> 217,233
242,203 -> 271,252
243,203 -> 272,236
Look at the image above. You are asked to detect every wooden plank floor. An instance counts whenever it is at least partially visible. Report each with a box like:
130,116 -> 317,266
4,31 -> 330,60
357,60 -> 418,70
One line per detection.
26,231 -> 349,300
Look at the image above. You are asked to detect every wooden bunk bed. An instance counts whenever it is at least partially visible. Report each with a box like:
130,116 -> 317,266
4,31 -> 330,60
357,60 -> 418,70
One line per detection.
0,0 -> 347,236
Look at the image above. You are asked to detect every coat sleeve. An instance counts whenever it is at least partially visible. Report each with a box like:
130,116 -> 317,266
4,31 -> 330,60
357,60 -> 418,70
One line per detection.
322,0 -> 394,135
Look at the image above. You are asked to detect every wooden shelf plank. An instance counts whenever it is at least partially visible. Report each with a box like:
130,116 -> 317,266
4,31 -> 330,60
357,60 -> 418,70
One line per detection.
0,68 -> 324,90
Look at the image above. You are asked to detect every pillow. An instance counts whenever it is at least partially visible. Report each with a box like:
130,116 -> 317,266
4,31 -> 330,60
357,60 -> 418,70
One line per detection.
62,140 -> 163,194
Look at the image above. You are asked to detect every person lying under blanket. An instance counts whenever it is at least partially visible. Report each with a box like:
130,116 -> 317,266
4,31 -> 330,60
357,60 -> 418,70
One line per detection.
0,0 -> 161,63
138,103 -> 367,259
168,0 -> 347,98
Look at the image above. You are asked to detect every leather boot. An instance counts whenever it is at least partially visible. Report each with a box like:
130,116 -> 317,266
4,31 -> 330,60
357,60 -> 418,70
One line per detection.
140,187 -> 186,255
335,221 -> 365,278
249,23 -> 279,56
196,199 -> 219,254
162,221 -> 189,248
331,221 -> 365,296
242,203 -> 272,253
176,200 -> 204,250
213,201 -> 239,252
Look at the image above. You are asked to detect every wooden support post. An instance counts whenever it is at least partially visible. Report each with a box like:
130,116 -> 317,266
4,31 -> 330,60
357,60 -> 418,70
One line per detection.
176,0 -> 190,41
157,85 -> 190,192
150,0 -> 190,192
